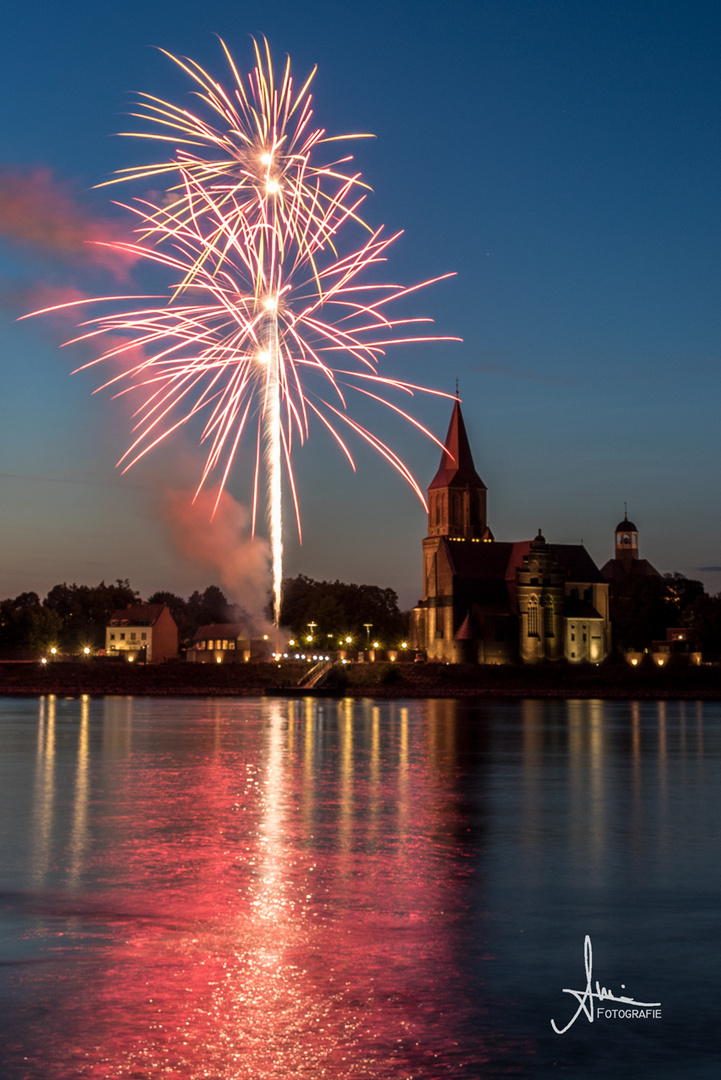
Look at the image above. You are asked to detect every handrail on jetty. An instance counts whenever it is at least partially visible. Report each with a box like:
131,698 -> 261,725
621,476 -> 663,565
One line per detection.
297,659 -> 337,689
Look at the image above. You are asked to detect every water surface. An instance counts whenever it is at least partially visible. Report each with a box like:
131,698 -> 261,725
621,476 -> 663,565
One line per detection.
0,695 -> 719,1077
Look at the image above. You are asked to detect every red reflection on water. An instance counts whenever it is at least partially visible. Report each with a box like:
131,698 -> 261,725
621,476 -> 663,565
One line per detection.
9,699 -> 517,1078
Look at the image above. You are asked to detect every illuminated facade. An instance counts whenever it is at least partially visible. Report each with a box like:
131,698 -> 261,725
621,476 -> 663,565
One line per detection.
187,624 -> 271,663
409,399 -> 611,664
105,603 -> 178,663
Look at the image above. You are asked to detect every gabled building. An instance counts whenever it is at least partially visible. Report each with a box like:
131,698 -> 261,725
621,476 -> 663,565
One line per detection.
186,624 -> 271,663
409,399 -> 611,664
105,603 -> 178,663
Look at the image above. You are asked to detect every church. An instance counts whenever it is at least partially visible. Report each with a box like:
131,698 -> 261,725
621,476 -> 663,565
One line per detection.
409,398 -> 611,664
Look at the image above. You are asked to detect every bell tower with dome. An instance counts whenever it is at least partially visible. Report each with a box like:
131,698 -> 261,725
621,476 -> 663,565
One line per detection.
601,508 -> 660,583
615,508 -> 639,564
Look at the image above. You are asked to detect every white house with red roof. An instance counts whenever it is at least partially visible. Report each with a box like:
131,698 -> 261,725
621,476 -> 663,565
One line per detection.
105,603 -> 178,663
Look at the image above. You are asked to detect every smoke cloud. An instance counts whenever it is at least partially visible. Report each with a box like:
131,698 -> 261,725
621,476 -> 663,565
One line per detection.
163,486 -> 272,629
0,167 -> 136,280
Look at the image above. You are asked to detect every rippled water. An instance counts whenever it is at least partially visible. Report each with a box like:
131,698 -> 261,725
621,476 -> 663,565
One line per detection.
0,695 -> 719,1078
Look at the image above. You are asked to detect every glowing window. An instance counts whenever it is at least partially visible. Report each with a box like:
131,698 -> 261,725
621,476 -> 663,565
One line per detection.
543,597 -> 554,638
527,596 -> 539,636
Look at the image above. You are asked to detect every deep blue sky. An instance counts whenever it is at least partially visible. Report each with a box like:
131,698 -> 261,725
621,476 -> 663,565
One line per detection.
2,0 -> 721,611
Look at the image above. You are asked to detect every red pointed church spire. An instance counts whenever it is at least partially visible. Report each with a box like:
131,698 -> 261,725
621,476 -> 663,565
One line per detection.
429,398 -> 485,491
427,399 -> 491,540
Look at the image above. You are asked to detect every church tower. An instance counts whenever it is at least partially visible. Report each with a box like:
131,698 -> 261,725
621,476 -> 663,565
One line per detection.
417,398 -> 493,653
426,398 -> 492,540
615,510 -> 639,565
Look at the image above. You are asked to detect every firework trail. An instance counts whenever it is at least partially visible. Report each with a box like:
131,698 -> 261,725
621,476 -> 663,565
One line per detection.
25,39 -> 457,626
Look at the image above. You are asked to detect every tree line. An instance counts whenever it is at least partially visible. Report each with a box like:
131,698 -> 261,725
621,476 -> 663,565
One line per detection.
0,582 -> 239,654
278,575 -> 406,646
0,575 -> 408,654
609,572 -> 721,655
4,570 -> 718,657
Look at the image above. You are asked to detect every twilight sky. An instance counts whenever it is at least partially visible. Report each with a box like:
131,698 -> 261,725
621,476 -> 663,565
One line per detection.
2,0 -> 721,612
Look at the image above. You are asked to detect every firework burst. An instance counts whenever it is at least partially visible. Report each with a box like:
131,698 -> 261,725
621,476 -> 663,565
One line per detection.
26,39 -> 458,625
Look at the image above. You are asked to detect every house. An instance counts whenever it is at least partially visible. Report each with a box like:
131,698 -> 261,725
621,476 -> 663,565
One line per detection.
186,624 -> 271,663
105,603 -> 178,663
409,398 -> 611,664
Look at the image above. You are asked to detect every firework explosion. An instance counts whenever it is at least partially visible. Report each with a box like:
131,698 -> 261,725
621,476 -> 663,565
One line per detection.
27,39 -> 457,626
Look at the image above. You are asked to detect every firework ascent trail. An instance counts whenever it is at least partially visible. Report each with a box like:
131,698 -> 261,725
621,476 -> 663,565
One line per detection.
25,38 -> 458,627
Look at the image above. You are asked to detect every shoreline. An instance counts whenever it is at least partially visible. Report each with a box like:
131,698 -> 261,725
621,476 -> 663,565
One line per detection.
2,660 -> 721,701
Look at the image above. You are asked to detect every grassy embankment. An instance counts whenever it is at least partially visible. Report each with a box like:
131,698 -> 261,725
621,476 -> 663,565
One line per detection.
1,658 -> 720,699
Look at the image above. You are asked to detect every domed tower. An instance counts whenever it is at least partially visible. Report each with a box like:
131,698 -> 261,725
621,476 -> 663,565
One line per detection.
615,510 -> 639,565
601,507 -> 660,584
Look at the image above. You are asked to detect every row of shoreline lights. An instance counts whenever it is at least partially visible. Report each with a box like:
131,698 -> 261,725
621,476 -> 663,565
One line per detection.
41,646 -> 91,665
287,634 -> 410,651
272,653 -> 334,662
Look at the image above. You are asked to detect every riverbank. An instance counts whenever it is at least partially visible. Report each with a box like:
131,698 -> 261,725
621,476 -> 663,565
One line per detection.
2,659 -> 721,699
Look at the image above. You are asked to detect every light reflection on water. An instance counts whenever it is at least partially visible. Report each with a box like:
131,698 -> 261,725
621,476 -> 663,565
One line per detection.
0,695 -> 719,1078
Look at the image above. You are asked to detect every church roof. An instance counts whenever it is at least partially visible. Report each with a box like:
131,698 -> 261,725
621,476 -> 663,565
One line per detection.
454,612 -> 476,640
600,557 -> 660,581
442,538 -> 606,587
615,518 -> 638,532
549,544 -> 607,584
429,399 -> 486,491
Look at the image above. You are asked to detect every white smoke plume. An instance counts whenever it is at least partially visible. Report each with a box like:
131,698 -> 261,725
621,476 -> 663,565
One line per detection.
163,486 -> 273,631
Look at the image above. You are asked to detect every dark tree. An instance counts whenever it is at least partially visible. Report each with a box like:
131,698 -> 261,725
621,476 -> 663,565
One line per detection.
44,579 -> 139,650
186,586 -> 233,634
663,572 -> 705,613
280,575 -> 405,646
0,593 -> 62,652
610,572 -> 710,653
609,576 -> 672,652
680,591 -> 721,656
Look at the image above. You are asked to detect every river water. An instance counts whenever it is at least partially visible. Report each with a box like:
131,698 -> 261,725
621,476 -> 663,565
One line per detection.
0,695 -> 719,1078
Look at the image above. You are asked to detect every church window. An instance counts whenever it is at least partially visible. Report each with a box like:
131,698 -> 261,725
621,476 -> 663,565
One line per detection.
543,597 -> 554,638
527,596 -> 539,636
